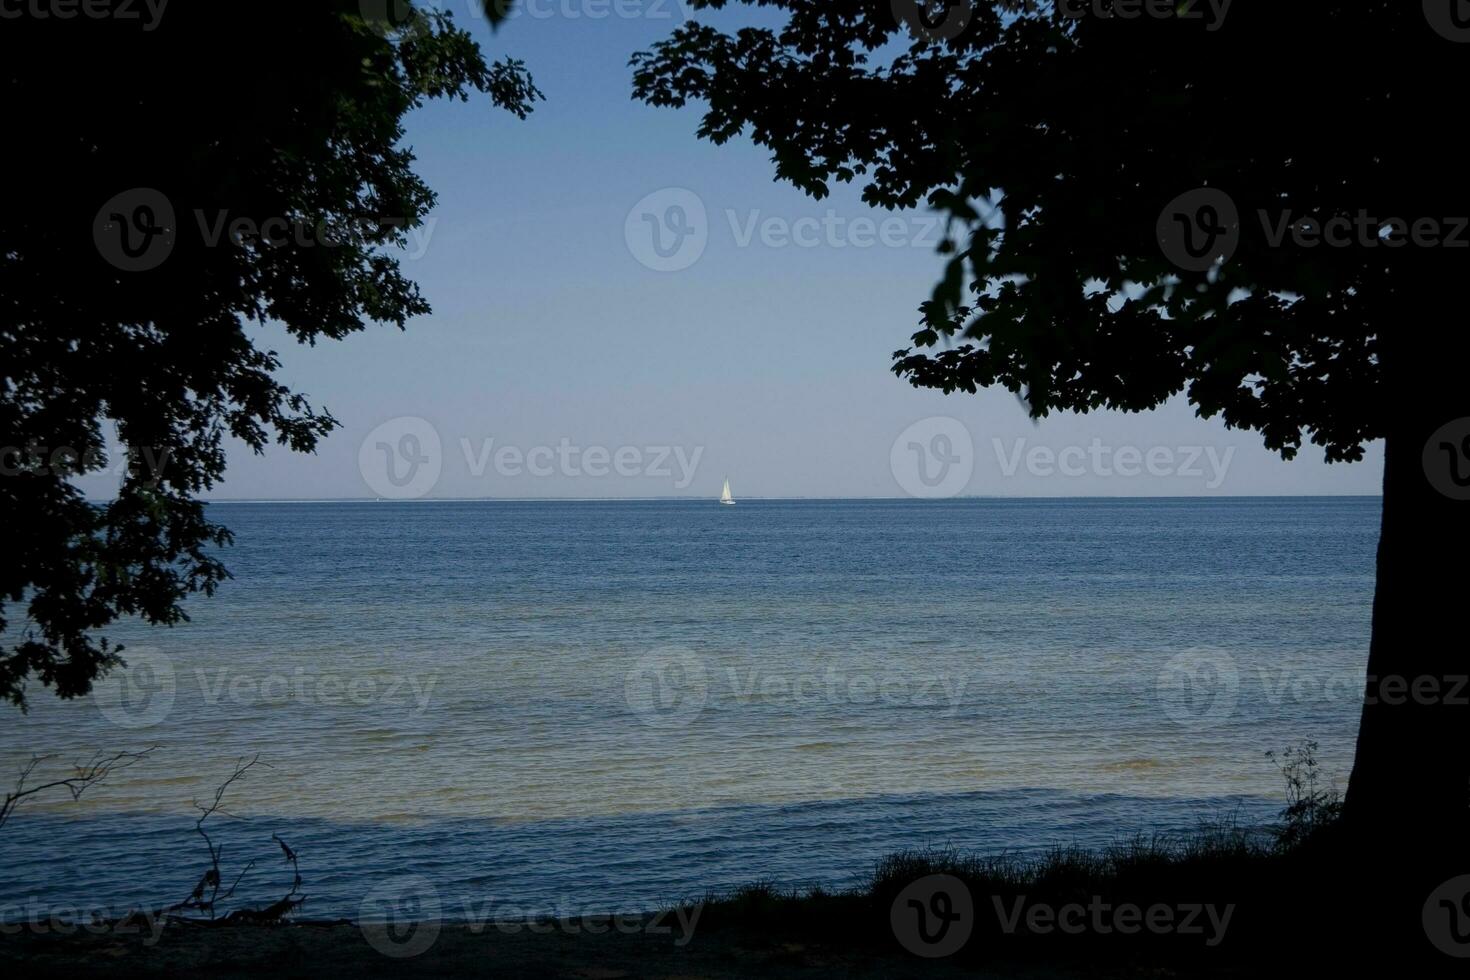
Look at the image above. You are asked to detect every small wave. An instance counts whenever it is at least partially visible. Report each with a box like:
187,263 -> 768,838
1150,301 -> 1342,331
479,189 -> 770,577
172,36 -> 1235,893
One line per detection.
1099,758 -> 1166,773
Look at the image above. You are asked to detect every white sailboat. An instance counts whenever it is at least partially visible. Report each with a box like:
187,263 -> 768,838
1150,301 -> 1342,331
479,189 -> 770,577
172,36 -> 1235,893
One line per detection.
719,477 -> 735,505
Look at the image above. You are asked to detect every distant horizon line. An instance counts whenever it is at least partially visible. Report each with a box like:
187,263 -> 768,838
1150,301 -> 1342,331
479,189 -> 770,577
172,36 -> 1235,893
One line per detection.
109,493 -> 1385,504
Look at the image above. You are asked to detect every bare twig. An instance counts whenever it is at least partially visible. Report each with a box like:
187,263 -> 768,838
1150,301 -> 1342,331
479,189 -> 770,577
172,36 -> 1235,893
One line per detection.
0,747 -> 157,830
6,749 -> 307,928
170,755 -> 267,919
166,755 -> 305,924
225,834 -> 305,922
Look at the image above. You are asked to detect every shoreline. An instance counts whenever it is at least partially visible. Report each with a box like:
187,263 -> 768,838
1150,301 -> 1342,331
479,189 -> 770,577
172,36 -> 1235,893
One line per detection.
0,822 -> 1349,979
5,808 -> 1455,977
1,918 -> 1135,979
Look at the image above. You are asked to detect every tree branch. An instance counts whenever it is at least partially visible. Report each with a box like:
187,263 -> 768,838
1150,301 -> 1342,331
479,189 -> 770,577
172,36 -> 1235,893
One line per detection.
0,747 -> 157,831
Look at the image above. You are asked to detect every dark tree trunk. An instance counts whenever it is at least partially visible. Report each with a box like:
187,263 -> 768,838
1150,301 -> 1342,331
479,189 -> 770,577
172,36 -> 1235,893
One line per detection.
1345,423 -> 1470,834
1342,293 -> 1470,962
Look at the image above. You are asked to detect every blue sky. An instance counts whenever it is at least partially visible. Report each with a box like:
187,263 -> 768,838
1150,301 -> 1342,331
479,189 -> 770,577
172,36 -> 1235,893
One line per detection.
102,3 -> 1386,499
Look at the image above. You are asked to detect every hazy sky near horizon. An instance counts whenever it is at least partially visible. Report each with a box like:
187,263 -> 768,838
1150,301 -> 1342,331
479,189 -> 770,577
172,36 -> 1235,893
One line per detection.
88,4 -> 1383,500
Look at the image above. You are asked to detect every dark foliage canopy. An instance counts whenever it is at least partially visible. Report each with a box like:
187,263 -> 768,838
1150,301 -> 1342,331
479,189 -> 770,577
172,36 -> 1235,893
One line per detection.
0,1 -> 539,707
632,1 -> 1460,462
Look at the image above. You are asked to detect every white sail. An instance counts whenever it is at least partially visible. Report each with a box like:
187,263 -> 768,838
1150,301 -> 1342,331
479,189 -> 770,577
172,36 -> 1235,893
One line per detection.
720,478 -> 734,504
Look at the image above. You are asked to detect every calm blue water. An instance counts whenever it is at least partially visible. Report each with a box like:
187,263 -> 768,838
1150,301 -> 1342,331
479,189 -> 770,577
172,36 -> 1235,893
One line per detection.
0,498 -> 1379,919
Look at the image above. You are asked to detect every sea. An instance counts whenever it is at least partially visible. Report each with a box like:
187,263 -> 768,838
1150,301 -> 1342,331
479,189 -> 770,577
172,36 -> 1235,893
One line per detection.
0,497 -> 1380,921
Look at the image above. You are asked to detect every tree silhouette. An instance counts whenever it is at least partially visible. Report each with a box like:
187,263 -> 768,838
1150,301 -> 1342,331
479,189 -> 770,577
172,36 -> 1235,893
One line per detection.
633,1 -> 1466,862
0,2 -> 539,708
